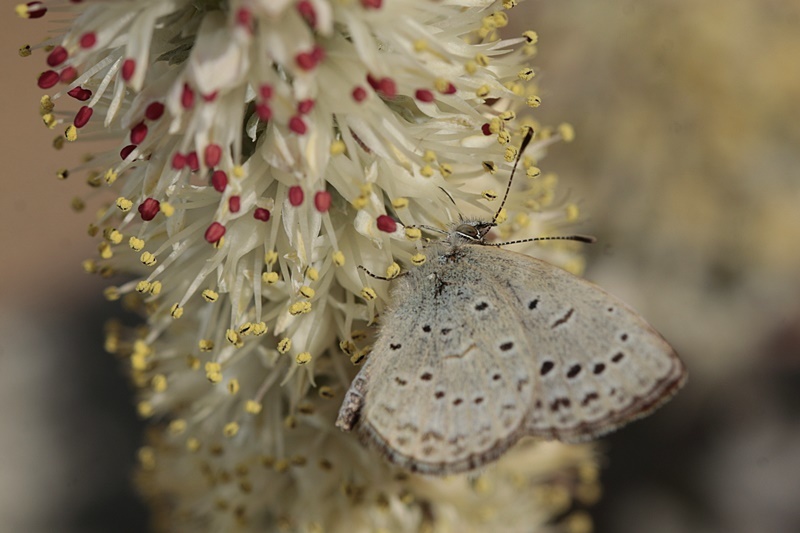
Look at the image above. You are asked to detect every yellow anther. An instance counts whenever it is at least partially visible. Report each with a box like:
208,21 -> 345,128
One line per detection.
464,61 -> 477,75
116,197 -> 133,212
492,12 -> 508,27
296,352 -> 312,365
168,419 -> 187,435
391,197 -> 409,209
482,190 -> 498,201
138,447 -> 156,470
413,39 -> 428,52
149,281 -> 162,295
411,253 -> 426,266
202,289 -> 219,302
129,237 -> 145,251
438,163 -> 453,177
199,339 -> 214,352
422,150 -> 437,163
306,266 -> 319,281
558,122 -> 576,142
65,125 -> 77,142
476,85 -> 491,98
140,251 -> 157,266
405,227 -> 422,240
152,374 -> 168,392
42,113 -> 56,129
264,250 -> 279,265
475,53 -> 490,66
277,337 -> 292,354
251,322 -> 268,336
518,67 -> 535,81
159,202 -> 175,217
434,78 -> 452,93
565,203 -> 580,222
106,229 -> 123,244
527,166 -> 542,178
224,422 -> 240,438
503,0 -> 518,8
103,287 -> 120,301
351,196 -> 368,209
497,130 -> 511,145
40,95 -> 54,114
205,362 -> 223,383
288,301 -> 312,315
495,208 -> 508,224
228,379 -> 240,395
499,110 -> 516,121
385,262 -> 401,279
226,329 -> 244,347
489,118 -> 503,133
135,281 -> 151,293
137,401 -> 154,418
82,259 -> 97,274
186,437 -> 201,452
232,165 -> 245,178
523,30 -> 538,44
98,242 -> 113,260
262,271 -> 279,284
186,355 -> 200,370
238,322 -> 254,336
504,145 -> 518,162
361,287 -> 377,301
332,250 -> 345,266
57,168 -> 69,180
104,169 -> 118,184
330,140 -> 346,155
170,303 -> 183,319
319,386 -> 335,399
299,286 -> 315,299
526,95 -> 542,108
245,400 -> 262,414
419,165 -> 435,178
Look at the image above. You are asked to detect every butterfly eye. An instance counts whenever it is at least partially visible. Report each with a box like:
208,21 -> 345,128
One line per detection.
455,224 -> 479,239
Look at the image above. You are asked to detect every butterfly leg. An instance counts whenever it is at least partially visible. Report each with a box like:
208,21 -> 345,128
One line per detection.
336,373 -> 369,431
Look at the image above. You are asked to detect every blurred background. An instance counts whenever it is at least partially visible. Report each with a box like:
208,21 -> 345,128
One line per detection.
2,1 -> 799,531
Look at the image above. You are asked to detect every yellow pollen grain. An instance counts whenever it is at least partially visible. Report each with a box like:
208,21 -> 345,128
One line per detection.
245,400 -> 262,414
296,352 -> 312,365
288,301 -> 312,315
199,339 -> 214,352
319,386 -> 335,399
299,286 -> 315,299
385,262 -> 401,279
527,95 -> 542,108
116,197 -> 133,212
505,146 -> 518,162
170,304 -> 184,319
405,227 -> 422,240
202,289 -> 219,302
65,125 -> 77,142
523,30 -> 539,44
228,379 -> 240,395
226,329 -> 244,347
159,202 -> 175,217
496,208 -> 508,224
423,150 -> 437,163
330,140 -> 346,155
205,362 -> 223,383
151,374 -> 168,392
277,338 -> 292,354
566,203 -> 580,222
139,251 -> 157,267
419,165 -> 434,178
224,422 -> 240,438
129,237 -> 145,251
168,419 -> 187,435
98,242 -> 113,260
262,271 -> 279,284
411,253 -> 426,266
351,196 -> 368,209
482,190 -> 498,201
103,168 -> 118,184
306,266 -> 319,281
138,446 -> 156,470
518,68 -> 535,81
391,197 -> 409,209
558,122 -> 576,142
476,85 -> 491,98
71,197 -> 85,212
332,250 -> 345,266
264,250 -> 278,265
135,281 -> 151,293
137,401 -> 154,418
438,163 -> 453,177
497,130 -> 511,145
361,287 -> 377,301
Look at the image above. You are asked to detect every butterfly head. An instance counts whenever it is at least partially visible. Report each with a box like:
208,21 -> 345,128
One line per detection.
449,220 -> 496,245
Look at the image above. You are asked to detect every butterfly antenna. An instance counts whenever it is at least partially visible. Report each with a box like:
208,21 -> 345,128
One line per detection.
489,234 -> 597,247
492,127 -> 534,225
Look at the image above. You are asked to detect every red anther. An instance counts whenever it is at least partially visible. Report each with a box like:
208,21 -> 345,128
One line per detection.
186,151 -> 199,171
361,0 -> 383,8
46,46 -> 68,67
38,70 -> 59,89
311,45 -> 325,62
204,143 -> 222,167
79,32 -> 96,49
22,2 -> 47,18
204,222 -> 226,243
120,144 -> 137,160
415,89 -> 434,102
314,191 -> 332,213
377,77 -> 396,98
253,208 -> 270,221
138,198 -> 160,221
288,116 -> 307,134
352,86 -> 367,102
181,83 -> 194,109
130,122 -> 148,144
59,66 -> 77,83
288,185 -> 304,206
211,170 -> 228,192
259,84 -> 273,100
295,51 -> 316,71
440,82 -> 457,95
145,102 -> 164,120
73,106 -> 93,128
376,215 -> 397,233
481,123 -> 492,136
67,86 -> 92,101
235,8 -> 252,29
297,1 -> 316,27
202,91 -> 218,102
171,152 -> 186,169
121,58 -> 136,81
366,73 -> 380,90
256,103 -> 272,121
229,196 -> 241,213
297,99 -> 315,114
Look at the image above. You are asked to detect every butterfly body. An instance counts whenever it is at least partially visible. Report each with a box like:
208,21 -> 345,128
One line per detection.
336,220 -> 686,476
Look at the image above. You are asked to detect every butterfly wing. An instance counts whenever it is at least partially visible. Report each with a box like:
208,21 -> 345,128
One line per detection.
336,256 -> 539,475
463,245 -> 687,443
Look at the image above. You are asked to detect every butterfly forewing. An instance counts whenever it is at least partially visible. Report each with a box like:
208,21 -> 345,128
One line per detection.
463,246 -> 686,442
